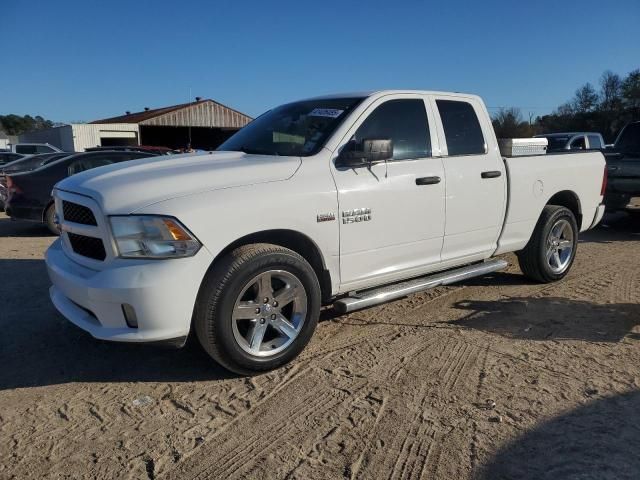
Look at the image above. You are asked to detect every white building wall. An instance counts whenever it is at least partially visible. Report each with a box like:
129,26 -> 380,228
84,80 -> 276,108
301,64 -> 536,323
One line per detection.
71,124 -> 139,151
20,124 -> 140,152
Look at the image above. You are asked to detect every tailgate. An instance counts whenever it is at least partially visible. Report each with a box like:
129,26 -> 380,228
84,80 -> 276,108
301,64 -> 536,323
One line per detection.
605,153 -> 640,194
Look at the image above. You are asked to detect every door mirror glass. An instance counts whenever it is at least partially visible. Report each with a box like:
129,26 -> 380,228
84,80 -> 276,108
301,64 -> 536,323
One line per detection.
337,138 -> 393,168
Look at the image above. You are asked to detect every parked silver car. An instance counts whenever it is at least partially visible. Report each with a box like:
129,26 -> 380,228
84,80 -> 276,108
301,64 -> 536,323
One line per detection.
10,143 -> 63,155
534,132 -> 605,152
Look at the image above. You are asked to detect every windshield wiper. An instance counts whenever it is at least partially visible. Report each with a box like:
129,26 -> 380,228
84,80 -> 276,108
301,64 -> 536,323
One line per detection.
235,146 -> 279,156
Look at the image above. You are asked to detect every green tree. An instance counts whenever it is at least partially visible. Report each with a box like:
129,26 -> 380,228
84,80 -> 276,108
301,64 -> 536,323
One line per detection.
0,114 -> 54,135
621,69 -> 640,109
492,108 -> 536,138
536,68 -> 640,142
599,70 -> 623,111
572,83 -> 599,113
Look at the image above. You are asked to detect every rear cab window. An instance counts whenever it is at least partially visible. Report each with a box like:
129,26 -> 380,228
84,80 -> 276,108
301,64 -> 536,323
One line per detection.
435,100 -> 486,156
587,135 -> 603,149
15,145 -> 37,154
616,123 -> 640,155
35,145 -> 55,153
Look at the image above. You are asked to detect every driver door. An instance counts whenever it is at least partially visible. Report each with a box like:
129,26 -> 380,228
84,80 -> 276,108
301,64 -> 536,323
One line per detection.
331,95 -> 446,291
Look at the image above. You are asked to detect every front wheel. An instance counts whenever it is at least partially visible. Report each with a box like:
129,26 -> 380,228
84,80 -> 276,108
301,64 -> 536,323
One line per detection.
517,206 -> 578,283
194,244 -> 321,375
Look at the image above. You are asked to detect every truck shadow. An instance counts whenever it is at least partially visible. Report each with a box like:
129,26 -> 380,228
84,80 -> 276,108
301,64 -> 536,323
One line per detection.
452,297 -> 640,343
0,258 -> 235,391
580,212 -> 640,244
476,389 -> 640,480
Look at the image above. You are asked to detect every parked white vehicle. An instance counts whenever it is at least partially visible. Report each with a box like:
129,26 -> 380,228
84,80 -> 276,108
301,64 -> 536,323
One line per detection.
45,90 -> 607,374
10,143 -> 62,155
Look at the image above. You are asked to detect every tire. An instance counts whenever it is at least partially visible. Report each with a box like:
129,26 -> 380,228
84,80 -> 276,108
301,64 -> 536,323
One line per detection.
44,203 -> 60,236
517,206 -> 578,283
194,243 -> 321,375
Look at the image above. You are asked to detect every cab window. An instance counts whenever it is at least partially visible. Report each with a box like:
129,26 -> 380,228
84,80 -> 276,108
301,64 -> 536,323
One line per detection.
570,137 -> 586,150
16,145 -> 37,154
436,100 -> 486,156
36,145 -> 55,153
587,135 -> 602,149
354,99 -> 431,160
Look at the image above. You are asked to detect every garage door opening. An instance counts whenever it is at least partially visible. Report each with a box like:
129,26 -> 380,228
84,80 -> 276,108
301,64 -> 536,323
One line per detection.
100,137 -> 138,147
139,126 -> 239,151
100,130 -> 139,147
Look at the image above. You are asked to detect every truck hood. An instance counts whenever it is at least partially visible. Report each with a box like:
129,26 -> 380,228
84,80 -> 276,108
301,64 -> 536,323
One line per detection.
55,151 -> 302,213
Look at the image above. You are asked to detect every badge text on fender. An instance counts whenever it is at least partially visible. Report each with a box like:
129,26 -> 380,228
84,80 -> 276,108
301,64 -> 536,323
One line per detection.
342,208 -> 372,224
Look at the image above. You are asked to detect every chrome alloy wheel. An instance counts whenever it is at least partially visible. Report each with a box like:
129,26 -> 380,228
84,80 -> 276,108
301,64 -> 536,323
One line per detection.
546,218 -> 574,274
231,270 -> 308,357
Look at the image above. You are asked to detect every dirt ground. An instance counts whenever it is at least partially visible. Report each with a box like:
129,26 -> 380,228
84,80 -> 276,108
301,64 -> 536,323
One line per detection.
1,211 -> 640,480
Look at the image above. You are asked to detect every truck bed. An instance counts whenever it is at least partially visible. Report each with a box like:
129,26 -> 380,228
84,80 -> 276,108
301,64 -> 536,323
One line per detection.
495,150 -> 605,255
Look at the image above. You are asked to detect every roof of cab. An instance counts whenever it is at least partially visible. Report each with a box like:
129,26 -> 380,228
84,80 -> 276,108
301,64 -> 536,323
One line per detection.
304,90 -> 481,101
535,132 -> 602,138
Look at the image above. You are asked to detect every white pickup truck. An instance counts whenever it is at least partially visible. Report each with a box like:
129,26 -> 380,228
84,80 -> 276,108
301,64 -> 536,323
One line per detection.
45,90 -> 607,374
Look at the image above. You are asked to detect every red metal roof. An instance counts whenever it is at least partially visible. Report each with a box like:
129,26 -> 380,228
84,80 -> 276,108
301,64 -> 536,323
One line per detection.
90,99 -> 251,125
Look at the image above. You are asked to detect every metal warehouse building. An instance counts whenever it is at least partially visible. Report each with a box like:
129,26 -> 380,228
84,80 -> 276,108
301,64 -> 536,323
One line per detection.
92,98 -> 253,151
19,98 -> 253,152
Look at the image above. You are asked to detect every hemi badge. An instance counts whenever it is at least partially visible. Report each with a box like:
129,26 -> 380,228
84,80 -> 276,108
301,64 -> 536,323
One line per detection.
317,213 -> 336,223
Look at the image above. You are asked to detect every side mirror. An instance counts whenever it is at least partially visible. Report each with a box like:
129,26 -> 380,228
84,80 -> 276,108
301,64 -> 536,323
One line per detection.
337,138 -> 393,168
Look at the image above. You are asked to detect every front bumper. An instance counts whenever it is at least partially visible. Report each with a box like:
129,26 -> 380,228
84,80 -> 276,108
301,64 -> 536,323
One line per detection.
46,238 -> 213,343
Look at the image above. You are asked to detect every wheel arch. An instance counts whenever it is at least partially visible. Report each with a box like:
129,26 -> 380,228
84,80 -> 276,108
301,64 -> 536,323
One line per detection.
42,199 -> 55,223
212,229 -> 333,303
546,190 -> 582,230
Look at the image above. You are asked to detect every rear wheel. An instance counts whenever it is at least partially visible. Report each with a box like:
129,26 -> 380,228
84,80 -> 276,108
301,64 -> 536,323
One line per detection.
517,206 -> 578,283
194,244 -> 321,375
44,203 -> 60,236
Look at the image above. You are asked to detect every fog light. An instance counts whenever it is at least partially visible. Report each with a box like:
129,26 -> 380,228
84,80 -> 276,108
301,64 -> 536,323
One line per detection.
121,303 -> 138,328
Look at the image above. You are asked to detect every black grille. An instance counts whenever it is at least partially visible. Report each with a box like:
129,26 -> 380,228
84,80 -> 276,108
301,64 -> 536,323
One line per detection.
67,233 -> 106,261
62,201 -> 97,226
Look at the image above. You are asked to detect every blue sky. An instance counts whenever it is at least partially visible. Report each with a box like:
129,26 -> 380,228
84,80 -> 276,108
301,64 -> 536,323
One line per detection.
1,0 -> 638,122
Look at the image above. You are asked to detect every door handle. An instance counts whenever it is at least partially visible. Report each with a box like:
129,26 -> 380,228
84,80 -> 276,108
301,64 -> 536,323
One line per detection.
415,176 -> 441,185
481,171 -> 502,179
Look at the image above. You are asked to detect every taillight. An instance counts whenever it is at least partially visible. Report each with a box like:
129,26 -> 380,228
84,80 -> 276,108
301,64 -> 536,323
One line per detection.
600,165 -> 608,196
6,176 -> 22,195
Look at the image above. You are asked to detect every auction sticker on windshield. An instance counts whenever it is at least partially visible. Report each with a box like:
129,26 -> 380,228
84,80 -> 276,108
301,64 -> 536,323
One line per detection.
308,108 -> 344,118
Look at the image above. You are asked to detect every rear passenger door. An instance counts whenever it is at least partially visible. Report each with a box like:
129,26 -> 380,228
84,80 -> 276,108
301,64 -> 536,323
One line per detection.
430,96 -> 506,262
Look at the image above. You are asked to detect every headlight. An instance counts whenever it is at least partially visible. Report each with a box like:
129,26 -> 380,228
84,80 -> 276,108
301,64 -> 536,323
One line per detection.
110,216 -> 201,258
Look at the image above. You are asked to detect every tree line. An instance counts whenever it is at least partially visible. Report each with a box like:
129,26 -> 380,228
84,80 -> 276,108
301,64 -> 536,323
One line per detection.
0,114 -> 55,136
492,69 -> 640,143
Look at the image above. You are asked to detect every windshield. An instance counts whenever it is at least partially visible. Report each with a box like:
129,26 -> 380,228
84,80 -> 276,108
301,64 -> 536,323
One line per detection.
616,123 -> 640,154
217,97 -> 365,157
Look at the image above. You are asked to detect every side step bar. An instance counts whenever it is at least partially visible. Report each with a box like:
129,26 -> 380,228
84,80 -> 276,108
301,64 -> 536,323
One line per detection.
333,259 -> 508,314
